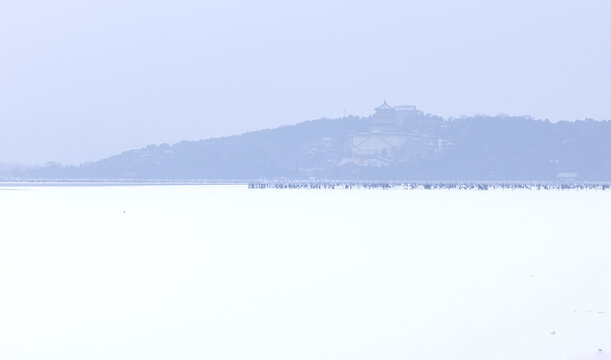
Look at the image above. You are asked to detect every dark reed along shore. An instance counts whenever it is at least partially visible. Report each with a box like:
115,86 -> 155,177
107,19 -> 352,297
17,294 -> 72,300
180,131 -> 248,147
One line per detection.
248,181 -> 611,190
1,179 -> 609,191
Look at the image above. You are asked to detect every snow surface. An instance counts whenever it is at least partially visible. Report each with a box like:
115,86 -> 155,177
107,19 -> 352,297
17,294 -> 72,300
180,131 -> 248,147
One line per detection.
0,185 -> 610,360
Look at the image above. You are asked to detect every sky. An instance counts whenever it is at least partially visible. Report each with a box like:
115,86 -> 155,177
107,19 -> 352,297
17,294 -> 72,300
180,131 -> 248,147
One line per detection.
1,0 -> 610,165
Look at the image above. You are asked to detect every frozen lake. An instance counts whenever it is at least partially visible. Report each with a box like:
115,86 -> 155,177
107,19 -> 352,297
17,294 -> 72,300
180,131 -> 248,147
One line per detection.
1,185 -> 610,360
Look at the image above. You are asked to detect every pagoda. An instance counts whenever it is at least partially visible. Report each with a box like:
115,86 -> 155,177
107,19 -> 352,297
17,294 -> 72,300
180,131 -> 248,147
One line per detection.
372,100 -> 401,132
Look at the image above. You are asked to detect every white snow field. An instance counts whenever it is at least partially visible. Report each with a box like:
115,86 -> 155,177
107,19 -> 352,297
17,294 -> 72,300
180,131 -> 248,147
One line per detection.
0,185 -> 610,360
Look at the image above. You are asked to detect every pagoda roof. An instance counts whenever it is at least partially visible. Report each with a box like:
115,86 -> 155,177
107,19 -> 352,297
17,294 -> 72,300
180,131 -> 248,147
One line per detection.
375,100 -> 394,112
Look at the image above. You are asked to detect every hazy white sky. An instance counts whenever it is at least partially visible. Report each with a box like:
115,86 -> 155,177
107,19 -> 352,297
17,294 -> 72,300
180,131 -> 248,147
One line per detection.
1,0 -> 610,164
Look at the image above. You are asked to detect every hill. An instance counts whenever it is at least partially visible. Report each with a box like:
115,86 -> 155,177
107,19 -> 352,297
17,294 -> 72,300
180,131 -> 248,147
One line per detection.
4,103 -> 611,181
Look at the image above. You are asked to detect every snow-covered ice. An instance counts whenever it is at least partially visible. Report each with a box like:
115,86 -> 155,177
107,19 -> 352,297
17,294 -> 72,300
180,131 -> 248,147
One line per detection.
0,185 -> 610,360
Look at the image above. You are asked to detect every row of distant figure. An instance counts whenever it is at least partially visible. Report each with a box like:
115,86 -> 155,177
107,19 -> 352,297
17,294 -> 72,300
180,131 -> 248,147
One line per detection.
248,181 -> 611,190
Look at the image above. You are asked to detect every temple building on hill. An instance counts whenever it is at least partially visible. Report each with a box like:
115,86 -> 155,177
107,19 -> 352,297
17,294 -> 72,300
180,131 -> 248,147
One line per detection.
370,100 -> 417,132
341,101 -> 416,167
338,101 -> 451,167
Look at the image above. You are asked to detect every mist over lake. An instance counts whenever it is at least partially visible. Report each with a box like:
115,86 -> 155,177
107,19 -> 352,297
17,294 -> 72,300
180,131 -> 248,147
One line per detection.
1,185 -> 609,360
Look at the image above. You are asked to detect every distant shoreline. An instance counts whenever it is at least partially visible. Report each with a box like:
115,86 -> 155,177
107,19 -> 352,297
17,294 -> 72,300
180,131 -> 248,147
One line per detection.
1,179 -> 610,190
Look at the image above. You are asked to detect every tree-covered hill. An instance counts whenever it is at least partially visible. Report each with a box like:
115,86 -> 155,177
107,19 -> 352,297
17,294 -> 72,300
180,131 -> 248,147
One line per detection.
4,111 -> 611,181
